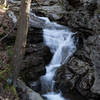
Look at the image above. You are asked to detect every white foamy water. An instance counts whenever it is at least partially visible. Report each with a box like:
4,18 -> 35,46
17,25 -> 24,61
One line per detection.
8,11 -> 17,23
38,16 -> 76,100
43,92 -> 67,100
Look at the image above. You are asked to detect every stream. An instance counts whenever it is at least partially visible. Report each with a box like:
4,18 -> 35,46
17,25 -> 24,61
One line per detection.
8,1 -> 84,99
38,16 -> 76,100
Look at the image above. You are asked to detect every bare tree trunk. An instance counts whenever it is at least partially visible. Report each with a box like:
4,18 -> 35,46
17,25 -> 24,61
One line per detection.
11,0 -> 31,85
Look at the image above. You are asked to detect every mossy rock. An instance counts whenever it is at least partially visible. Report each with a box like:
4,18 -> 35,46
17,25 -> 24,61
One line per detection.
0,4 -> 8,9
0,65 -> 18,99
95,9 -> 100,14
0,65 -> 11,81
6,46 -> 13,57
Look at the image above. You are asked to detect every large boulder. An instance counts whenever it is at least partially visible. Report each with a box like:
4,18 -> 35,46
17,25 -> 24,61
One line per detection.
84,35 -> 100,94
20,43 -> 52,84
16,79 -> 44,100
31,0 -> 67,21
27,28 -> 43,44
54,56 -> 96,99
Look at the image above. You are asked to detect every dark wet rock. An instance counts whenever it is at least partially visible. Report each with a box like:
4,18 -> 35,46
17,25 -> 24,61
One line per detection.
85,35 -> 100,94
31,0 -> 67,21
20,43 -> 52,84
54,56 -> 95,99
74,32 -> 100,95
27,27 -> 43,44
61,0 -> 100,96
1,24 -> 43,46
25,44 -> 52,65
67,0 -> 82,8
29,80 -> 41,93
54,66 -> 74,93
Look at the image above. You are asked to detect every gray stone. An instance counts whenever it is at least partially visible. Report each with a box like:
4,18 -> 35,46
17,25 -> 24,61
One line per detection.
31,0 -> 66,21
54,57 -> 94,97
16,79 -> 44,100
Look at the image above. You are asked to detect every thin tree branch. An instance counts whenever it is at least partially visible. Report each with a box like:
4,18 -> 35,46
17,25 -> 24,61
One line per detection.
0,24 -> 16,42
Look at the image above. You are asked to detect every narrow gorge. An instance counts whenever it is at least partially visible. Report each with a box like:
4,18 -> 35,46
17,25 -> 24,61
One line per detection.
0,0 -> 100,100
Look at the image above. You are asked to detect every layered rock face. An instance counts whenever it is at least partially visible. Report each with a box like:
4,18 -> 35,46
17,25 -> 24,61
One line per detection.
63,0 -> 100,96
31,0 -> 67,21
54,56 -> 95,99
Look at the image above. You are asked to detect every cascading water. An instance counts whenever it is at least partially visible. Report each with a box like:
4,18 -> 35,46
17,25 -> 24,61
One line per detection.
37,17 -> 76,100
7,1 -> 84,100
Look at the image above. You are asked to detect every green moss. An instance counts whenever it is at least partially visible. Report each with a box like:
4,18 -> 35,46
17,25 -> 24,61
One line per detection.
0,65 -> 18,99
58,0 -> 66,10
3,25 -> 7,30
0,33 -> 6,38
3,84 -> 19,99
0,4 -> 6,8
84,19 -> 88,24
10,85 -> 19,99
6,46 -> 13,57
0,4 -> 8,9
0,65 -> 11,81
20,70 -> 28,84
96,9 -> 100,14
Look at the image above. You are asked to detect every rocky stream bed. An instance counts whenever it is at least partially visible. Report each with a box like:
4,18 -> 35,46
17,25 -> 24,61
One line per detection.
0,0 -> 100,100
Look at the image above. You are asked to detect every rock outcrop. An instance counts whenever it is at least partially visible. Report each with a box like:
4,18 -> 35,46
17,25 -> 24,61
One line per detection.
16,79 -> 44,100
21,43 -> 52,84
63,0 -> 100,95
31,0 -> 67,21
19,27 -> 52,84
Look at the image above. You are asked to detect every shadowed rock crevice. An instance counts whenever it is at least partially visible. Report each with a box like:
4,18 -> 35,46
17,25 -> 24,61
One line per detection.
67,0 -> 82,8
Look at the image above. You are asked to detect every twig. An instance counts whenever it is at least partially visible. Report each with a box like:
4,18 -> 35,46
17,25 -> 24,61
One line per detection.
0,24 -> 16,42
0,33 -> 9,42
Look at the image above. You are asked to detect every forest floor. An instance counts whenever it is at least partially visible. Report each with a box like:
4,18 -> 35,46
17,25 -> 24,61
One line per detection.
0,8 -> 18,100
0,8 -> 14,71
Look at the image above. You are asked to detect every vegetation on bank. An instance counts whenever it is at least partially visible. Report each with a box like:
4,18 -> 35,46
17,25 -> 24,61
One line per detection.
0,0 -> 31,99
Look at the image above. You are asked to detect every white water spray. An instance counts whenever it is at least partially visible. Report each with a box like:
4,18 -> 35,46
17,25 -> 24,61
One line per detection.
7,0 -> 76,100
38,16 -> 76,100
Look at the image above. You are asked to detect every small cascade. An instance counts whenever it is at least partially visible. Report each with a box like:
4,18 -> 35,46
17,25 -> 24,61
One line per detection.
37,16 -> 76,100
7,1 -> 85,100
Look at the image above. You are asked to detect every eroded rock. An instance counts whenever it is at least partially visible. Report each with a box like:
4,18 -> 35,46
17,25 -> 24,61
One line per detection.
20,43 -> 52,84
31,0 -> 67,21
16,79 -> 44,100
54,56 -> 95,99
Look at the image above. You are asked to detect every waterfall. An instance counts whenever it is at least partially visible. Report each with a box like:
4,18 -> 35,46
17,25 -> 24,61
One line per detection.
38,16 -> 76,100
8,3 -> 76,98
7,0 -> 78,100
